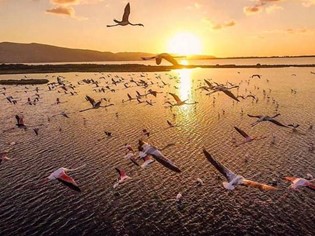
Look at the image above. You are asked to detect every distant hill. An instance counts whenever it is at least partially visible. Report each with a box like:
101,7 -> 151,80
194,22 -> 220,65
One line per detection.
0,42 -> 156,63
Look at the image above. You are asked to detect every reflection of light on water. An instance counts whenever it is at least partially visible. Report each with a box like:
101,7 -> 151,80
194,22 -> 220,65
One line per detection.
178,68 -> 192,101
180,59 -> 189,65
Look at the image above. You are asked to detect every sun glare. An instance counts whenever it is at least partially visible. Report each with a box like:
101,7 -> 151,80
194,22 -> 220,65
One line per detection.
167,32 -> 202,56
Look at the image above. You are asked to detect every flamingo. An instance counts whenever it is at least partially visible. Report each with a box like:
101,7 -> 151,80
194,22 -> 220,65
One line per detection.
247,114 -> 287,127
138,140 -> 181,173
80,95 -> 113,112
166,93 -> 197,107
0,152 -> 13,164
124,144 -> 139,166
202,149 -> 277,191
47,165 -> 85,192
234,126 -> 266,147
138,149 -> 155,168
113,168 -> 131,188
141,53 -> 182,66
204,80 -> 240,102
107,3 -> 144,27
284,177 -> 315,191
251,74 -> 261,79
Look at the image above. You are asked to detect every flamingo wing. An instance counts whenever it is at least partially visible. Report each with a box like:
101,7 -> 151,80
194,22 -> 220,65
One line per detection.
268,119 -> 287,127
222,90 -> 240,102
122,3 -> 130,22
146,148 -> 181,173
167,120 -> 173,127
247,114 -> 262,118
57,173 -> 81,192
242,179 -> 277,191
161,53 -> 179,66
115,168 -> 125,178
204,79 -> 213,88
169,93 -> 182,104
86,95 -> 96,106
234,126 -> 250,139
202,149 -> 237,182
141,56 -> 157,61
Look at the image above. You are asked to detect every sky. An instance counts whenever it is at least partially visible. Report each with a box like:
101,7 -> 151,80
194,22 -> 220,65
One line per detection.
0,0 -> 315,57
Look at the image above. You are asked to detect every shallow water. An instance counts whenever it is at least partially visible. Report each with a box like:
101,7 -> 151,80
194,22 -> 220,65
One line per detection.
0,67 -> 315,235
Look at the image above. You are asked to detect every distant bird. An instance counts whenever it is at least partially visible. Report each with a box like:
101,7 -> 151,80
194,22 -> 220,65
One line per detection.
176,192 -> 182,202
47,166 -> 85,192
141,53 -> 181,66
142,129 -> 150,137
51,112 -> 70,119
287,123 -> 300,131
251,74 -> 261,79
202,149 -> 277,191
167,120 -> 175,127
166,93 -> 197,107
204,80 -> 240,102
80,95 -> 113,112
196,178 -> 204,186
113,168 -> 131,188
138,140 -> 181,173
247,114 -> 287,127
124,147 -> 139,166
15,115 -> 26,129
103,131 -> 112,137
234,126 -> 266,146
107,3 -> 144,27
284,177 -> 315,191
33,128 -> 39,136
0,152 -> 13,164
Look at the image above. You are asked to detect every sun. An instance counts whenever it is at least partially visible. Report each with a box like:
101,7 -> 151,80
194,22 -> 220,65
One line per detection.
167,32 -> 202,55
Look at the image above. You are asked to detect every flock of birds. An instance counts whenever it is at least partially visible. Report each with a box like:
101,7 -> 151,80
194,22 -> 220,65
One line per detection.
1,2 -> 314,208
1,68 -> 315,202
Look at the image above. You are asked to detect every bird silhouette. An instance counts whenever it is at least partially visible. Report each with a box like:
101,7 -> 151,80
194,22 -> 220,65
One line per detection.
107,3 -> 144,27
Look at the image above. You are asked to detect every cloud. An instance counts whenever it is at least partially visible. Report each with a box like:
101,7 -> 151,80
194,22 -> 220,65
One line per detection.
46,6 -> 75,16
301,0 -> 315,7
51,0 -> 79,5
286,28 -> 308,33
244,4 -> 264,15
204,18 -> 236,30
50,0 -> 103,5
46,0 -> 103,19
265,4 -> 283,13
243,0 -> 283,15
186,2 -> 202,10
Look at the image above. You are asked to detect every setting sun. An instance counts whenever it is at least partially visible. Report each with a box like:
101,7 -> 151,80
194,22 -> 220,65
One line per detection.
167,32 -> 202,55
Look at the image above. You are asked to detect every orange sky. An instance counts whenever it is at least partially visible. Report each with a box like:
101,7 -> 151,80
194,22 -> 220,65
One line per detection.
0,0 -> 315,57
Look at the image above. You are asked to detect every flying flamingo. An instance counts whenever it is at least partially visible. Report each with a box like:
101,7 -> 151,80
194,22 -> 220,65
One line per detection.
166,93 -> 197,107
47,165 -> 85,192
234,126 -> 266,147
107,3 -> 144,27
138,140 -> 181,173
284,176 -> 315,191
80,95 -> 114,112
113,168 -> 131,188
204,80 -> 240,102
247,114 -> 287,127
202,149 -> 277,191
141,53 -> 182,66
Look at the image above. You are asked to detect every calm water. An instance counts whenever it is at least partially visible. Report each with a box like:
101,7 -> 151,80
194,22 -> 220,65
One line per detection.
0,66 -> 315,235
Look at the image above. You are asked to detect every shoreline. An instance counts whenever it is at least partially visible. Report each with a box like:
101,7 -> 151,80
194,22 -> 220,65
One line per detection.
0,63 -> 315,75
